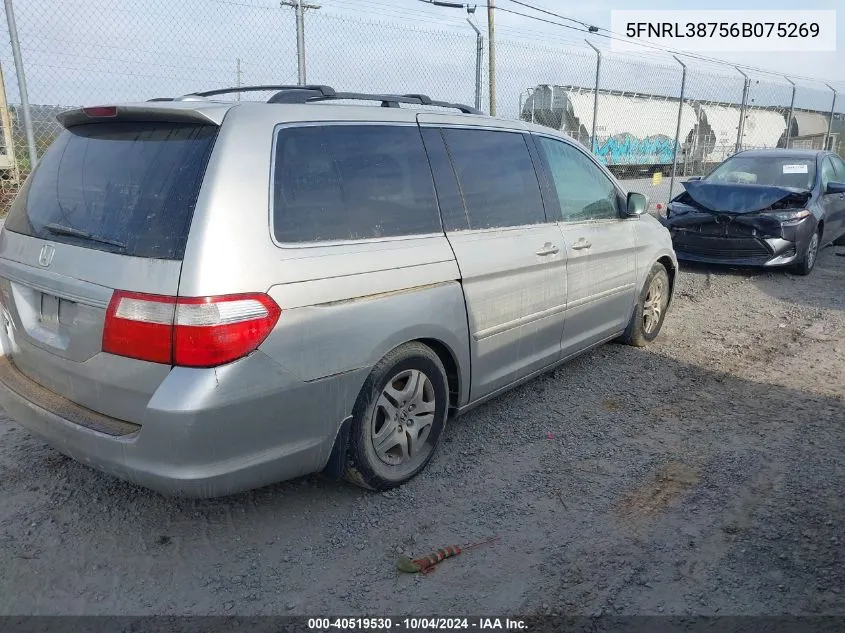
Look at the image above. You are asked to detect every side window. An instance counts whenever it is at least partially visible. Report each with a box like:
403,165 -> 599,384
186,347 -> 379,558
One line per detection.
272,125 -> 441,243
441,128 -> 546,230
821,157 -> 838,189
536,136 -> 621,222
830,155 -> 845,182
419,127 -> 468,232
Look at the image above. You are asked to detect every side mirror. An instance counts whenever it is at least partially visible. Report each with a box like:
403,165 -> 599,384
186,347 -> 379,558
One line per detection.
686,176 -> 701,182
626,191 -> 648,217
825,181 -> 845,195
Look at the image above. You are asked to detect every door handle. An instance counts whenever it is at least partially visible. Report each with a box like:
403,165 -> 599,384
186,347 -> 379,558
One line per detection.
571,239 -> 593,251
535,242 -> 559,256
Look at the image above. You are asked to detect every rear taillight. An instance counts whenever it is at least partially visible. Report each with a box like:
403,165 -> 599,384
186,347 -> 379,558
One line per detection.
102,291 -> 281,368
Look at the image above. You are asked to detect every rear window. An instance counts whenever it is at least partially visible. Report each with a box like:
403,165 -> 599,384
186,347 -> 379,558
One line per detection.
272,124 -> 441,243
4,121 -> 217,259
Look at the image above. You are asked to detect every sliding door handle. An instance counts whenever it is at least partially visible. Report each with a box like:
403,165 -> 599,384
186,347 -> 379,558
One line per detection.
571,239 -> 592,251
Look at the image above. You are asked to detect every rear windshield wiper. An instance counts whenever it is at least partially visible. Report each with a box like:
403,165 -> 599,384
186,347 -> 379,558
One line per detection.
43,223 -> 127,250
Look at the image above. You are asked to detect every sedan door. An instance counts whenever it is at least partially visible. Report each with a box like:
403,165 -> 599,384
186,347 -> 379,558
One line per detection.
418,121 -> 567,401
821,154 -> 845,243
531,134 -> 639,358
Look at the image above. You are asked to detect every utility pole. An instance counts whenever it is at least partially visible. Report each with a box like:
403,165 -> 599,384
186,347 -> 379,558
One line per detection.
281,0 -> 320,86
236,58 -> 242,100
487,0 -> 496,115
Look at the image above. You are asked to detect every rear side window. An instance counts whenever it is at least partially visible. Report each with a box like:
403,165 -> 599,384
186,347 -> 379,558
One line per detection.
441,128 -> 546,230
5,122 -> 217,259
832,155 -> 845,181
272,125 -> 441,243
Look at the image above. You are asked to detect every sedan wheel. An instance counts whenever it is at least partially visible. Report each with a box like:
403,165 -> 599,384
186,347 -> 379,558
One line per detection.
794,229 -> 820,276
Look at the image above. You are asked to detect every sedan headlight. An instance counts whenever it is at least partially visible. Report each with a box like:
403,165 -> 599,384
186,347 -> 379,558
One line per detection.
762,209 -> 812,224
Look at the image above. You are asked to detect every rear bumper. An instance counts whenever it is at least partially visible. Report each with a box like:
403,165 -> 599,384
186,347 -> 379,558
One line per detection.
0,353 -> 365,497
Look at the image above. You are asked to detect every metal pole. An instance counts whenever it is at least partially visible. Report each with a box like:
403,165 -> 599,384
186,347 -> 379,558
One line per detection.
487,0 -> 496,115
824,83 -> 836,151
4,0 -> 36,170
236,58 -> 242,101
466,17 -> 482,111
586,40 -> 601,155
784,76 -> 795,149
669,55 -> 687,202
295,0 -> 306,85
734,66 -> 749,154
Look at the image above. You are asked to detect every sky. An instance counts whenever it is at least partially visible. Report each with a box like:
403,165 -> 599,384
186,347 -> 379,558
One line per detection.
316,0 -> 844,82
0,0 -> 842,124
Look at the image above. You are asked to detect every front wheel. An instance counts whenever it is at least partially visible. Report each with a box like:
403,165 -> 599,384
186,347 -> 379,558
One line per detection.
793,229 -> 820,276
343,342 -> 449,491
620,263 -> 670,347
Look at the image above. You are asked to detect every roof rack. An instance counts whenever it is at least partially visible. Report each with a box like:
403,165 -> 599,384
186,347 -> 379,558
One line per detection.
148,85 -> 482,115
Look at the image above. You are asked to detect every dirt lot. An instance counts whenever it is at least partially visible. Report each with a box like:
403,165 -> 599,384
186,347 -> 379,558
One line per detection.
1,244 -> 843,618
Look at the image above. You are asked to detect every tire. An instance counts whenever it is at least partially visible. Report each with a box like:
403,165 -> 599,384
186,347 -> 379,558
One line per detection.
343,342 -> 449,491
793,228 -> 821,276
620,263 -> 670,347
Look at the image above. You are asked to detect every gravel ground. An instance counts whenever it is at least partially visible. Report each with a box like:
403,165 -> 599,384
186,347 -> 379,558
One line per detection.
1,245 -> 844,618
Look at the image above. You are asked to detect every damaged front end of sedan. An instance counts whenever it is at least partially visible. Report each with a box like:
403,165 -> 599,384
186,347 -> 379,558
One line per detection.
659,181 -> 817,267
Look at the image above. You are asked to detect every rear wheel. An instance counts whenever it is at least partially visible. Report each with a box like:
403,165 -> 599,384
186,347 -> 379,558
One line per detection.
343,342 -> 449,491
620,263 -> 670,347
793,229 -> 820,276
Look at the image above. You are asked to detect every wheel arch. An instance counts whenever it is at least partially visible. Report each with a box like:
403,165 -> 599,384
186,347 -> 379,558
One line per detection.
657,255 -> 677,306
416,337 -> 463,411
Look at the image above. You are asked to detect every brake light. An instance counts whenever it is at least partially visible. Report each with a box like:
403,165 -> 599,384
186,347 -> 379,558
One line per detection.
102,291 -> 281,367
83,106 -> 118,118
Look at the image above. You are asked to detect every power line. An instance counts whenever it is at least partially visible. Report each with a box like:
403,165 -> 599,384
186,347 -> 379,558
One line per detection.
507,0 -> 595,31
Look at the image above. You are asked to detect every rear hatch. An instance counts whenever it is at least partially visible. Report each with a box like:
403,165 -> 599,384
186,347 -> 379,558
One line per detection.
0,108 -> 220,423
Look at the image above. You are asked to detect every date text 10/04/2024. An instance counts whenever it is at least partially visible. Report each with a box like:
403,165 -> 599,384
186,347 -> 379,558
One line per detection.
307,618 -> 528,630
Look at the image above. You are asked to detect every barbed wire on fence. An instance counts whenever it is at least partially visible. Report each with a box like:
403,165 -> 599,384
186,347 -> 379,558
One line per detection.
0,0 -> 843,213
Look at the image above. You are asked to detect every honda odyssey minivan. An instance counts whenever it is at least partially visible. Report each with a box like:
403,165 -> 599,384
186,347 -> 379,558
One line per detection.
0,86 -> 677,497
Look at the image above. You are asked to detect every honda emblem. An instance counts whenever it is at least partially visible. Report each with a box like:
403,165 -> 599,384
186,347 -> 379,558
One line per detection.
38,244 -> 55,268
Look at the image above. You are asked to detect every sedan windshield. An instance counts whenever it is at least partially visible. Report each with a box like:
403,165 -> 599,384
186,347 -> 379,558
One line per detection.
704,156 -> 816,190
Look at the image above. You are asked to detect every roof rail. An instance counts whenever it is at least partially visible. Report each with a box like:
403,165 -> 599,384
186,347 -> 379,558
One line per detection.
267,87 -> 481,114
147,85 -> 337,102
191,85 -> 337,98
148,85 -> 481,114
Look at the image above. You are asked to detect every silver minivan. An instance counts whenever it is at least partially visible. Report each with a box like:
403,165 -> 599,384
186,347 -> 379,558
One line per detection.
0,86 -> 677,497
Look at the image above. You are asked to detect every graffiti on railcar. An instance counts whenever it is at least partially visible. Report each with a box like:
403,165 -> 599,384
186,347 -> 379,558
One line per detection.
520,85 -> 845,176
594,133 -> 677,166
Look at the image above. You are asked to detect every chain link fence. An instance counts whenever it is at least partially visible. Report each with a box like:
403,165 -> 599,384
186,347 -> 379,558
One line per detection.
1,0 -> 844,213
